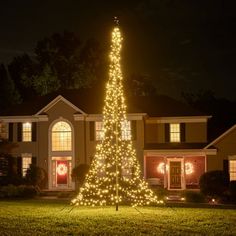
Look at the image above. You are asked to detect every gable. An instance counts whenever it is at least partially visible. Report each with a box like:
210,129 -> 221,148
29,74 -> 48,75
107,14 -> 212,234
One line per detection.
205,124 -> 236,149
36,95 -> 86,116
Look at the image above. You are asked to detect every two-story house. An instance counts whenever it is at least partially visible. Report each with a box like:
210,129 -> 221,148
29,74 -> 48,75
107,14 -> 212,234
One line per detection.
1,90 -> 234,192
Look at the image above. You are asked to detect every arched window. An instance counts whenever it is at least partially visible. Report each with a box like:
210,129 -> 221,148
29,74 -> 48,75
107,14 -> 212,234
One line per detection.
52,121 -> 72,151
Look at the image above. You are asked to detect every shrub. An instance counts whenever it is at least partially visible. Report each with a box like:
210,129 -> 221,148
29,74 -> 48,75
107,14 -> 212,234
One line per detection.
71,164 -> 89,187
229,181 -> 236,202
0,185 -> 38,198
182,191 -> 206,203
151,186 -> 168,200
25,165 -> 47,188
199,170 -> 229,198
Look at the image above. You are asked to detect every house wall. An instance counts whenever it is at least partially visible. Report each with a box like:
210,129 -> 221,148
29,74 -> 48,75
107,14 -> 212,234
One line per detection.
145,120 -> 207,143
207,129 -> 236,171
186,123 -> 207,143
10,123 -> 38,157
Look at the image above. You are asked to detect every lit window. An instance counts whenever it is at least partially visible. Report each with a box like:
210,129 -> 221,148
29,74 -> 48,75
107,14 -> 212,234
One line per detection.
229,160 -> 236,181
52,121 -> 72,151
95,120 -> 131,141
121,120 -> 131,140
0,122 -> 8,140
170,123 -> 180,142
22,154 -> 32,177
95,122 -> 104,141
22,122 -> 32,142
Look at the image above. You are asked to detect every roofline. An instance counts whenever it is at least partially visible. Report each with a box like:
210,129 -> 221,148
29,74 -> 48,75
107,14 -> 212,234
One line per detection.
146,116 -> 212,123
204,124 -> 236,149
0,115 -> 48,122
144,149 -> 217,155
35,95 -> 87,115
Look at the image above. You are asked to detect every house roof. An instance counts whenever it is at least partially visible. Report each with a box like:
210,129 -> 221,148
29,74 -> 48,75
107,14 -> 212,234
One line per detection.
144,142 -> 208,150
1,89 -> 207,117
204,124 -> 236,149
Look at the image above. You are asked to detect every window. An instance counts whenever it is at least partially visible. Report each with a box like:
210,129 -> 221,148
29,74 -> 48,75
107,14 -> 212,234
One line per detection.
121,120 -> 131,140
95,121 -> 104,141
229,160 -> 236,181
22,153 -> 32,177
22,122 -> 32,142
52,121 -> 72,151
95,120 -> 131,141
170,123 -> 180,142
0,122 -> 8,140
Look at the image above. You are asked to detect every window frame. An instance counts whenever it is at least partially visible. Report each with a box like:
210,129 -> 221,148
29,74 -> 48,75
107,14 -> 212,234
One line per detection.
22,122 -> 32,142
229,158 -> 236,181
95,120 -> 132,141
170,123 -> 181,143
51,121 -> 72,151
0,122 -> 8,140
22,153 -> 32,177
95,121 -> 104,141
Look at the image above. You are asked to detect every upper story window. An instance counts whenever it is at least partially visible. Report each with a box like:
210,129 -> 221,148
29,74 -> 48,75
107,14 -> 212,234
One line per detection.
52,121 -> 72,151
95,120 -> 131,141
229,159 -> 236,181
22,153 -> 32,177
121,120 -> 131,140
95,121 -> 104,141
0,122 -> 8,140
170,123 -> 180,142
22,122 -> 32,142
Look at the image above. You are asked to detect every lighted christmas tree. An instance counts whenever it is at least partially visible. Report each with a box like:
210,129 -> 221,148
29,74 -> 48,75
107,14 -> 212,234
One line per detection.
72,21 -> 158,209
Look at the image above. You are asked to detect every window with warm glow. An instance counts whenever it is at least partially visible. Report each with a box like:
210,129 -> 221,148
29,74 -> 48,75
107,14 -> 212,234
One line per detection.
121,120 -> 131,140
95,120 -> 131,141
0,122 -> 8,139
170,123 -> 180,142
229,160 -> 236,181
22,154 -> 32,177
95,121 -> 104,141
22,122 -> 32,142
52,121 -> 72,151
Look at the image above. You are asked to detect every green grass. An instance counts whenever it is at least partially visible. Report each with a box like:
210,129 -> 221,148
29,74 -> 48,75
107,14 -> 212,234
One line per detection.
0,200 -> 236,235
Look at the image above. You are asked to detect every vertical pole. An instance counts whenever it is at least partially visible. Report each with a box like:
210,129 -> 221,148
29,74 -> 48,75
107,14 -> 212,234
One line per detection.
115,120 -> 119,211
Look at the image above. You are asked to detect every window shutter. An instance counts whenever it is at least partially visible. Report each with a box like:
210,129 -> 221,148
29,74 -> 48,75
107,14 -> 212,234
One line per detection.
131,121 -> 137,140
17,156 -> 22,176
223,159 -> 229,177
32,122 -> 37,142
165,123 -> 170,142
32,156 -> 37,166
180,123 -> 186,142
89,121 -> 95,141
8,123 -> 13,142
17,123 -> 22,142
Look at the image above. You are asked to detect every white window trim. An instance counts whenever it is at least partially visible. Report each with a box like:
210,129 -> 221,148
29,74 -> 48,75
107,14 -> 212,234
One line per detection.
21,153 -> 32,177
94,120 -> 132,141
48,118 -> 75,190
170,123 -> 180,143
0,122 -> 9,140
22,122 -> 32,142
229,155 -> 236,181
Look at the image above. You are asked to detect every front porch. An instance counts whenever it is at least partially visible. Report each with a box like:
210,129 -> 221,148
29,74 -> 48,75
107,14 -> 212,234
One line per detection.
144,154 -> 206,191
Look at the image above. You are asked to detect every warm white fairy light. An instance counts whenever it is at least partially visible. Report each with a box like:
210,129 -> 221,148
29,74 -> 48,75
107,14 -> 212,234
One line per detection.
71,26 -> 158,207
157,162 -> 194,175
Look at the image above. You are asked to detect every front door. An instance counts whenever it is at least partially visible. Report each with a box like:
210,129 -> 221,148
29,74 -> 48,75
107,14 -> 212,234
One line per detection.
51,157 -> 72,189
169,161 -> 181,189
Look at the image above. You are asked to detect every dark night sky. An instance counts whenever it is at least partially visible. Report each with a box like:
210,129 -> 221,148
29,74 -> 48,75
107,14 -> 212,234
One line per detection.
1,0 -> 236,100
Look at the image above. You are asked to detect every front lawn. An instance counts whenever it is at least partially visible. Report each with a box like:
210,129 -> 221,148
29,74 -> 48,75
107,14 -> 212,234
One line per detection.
0,200 -> 235,235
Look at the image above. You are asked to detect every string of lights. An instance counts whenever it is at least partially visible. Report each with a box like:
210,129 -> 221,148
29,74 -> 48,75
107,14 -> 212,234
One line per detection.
72,25 -> 159,207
